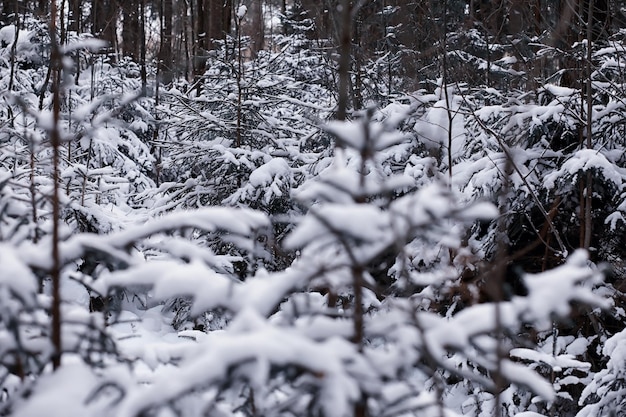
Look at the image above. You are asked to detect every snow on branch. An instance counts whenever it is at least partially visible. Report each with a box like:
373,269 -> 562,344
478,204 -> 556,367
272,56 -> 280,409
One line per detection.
113,308 -> 371,417
543,149 -> 626,191
19,207 -> 270,271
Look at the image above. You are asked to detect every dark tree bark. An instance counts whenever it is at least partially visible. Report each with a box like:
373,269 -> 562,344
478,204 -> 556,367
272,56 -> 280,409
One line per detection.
241,0 -> 264,58
554,0 -> 610,47
92,0 -> 117,55
1,0 -> 18,25
69,0 -> 82,33
180,0 -> 192,79
555,0 -> 610,88
584,0 -> 609,42
299,0 -> 332,40
471,0 -> 506,39
207,0 -> 231,42
158,0 -> 174,84
37,0 -> 47,16
531,0 -> 542,36
207,0 -> 221,42
336,0 -> 351,121
48,0 -> 63,371
194,0 -> 232,78
195,0 -> 207,77
140,0 -> 147,89
122,0 -> 141,60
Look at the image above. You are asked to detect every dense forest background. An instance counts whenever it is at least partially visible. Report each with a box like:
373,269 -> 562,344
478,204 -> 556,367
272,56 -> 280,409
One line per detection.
1,0 -> 626,416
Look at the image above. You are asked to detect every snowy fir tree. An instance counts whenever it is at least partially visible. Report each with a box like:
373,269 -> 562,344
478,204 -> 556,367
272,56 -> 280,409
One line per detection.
1,1 -> 626,417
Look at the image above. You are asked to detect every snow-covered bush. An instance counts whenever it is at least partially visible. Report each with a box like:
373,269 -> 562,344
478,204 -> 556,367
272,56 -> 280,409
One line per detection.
1,6 -> 626,417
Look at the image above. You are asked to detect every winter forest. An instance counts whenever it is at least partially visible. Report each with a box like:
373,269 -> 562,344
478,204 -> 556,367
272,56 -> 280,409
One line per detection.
3,0 -> 626,416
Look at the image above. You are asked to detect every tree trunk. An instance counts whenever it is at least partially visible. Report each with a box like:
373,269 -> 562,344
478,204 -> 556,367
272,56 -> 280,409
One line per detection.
122,0 -> 140,60
1,0 -> 17,25
159,0 -> 174,84
194,0 -> 206,78
181,0 -> 192,80
140,0 -> 146,89
49,0 -> 63,371
207,0 -> 229,42
299,0 -> 331,40
69,0 -> 82,33
37,0 -> 47,16
473,0 -> 506,37
336,0 -> 351,121
584,0 -> 609,42
241,0 -> 264,58
92,0 -> 117,56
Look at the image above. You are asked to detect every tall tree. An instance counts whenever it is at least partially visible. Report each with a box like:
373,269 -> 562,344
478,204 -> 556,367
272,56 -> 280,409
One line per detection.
298,0 -> 332,40
122,0 -> 141,60
194,0 -> 232,78
36,0 -> 47,16
91,0 -> 117,55
158,0 -> 174,84
241,0 -> 264,58
1,0 -> 18,25
69,0 -> 82,33
471,0 -> 506,38
554,0 -> 610,88
140,0 -> 147,88
209,0 -> 231,42
195,0 -> 207,77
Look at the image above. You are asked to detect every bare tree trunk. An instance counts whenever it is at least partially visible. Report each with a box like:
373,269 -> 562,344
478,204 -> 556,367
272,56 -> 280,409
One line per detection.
235,7 -> 243,148
92,0 -> 117,58
442,0 -> 453,181
182,0 -> 192,80
241,0 -> 264,58
69,0 -> 81,33
158,0 -> 174,84
69,0 -> 82,85
140,0 -> 146,90
336,0 -> 351,121
300,0 -> 330,40
29,143 -> 38,245
207,0 -> 230,42
122,0 -> 140,60
194,0 -> 206,79
37,0 -> 48,16
193,0 -> 231,90
352,6 -> 363,112
7,7 -> 18,126
49,0 -> 63,371
59,0 -> 67,44
531,0 -> 542,36
507,0 -> 526,35
582,0 -> 595,250
1,0 -> 17,24
222,0 -> 232,38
